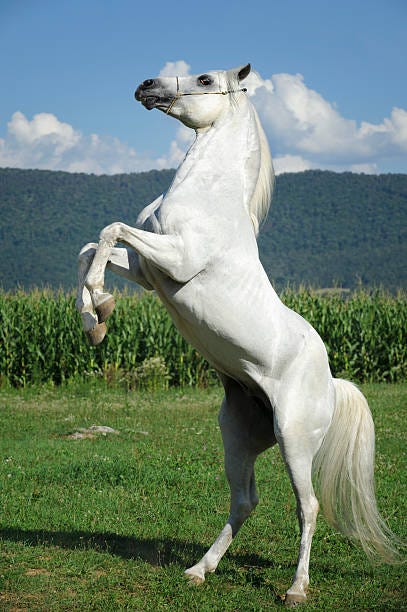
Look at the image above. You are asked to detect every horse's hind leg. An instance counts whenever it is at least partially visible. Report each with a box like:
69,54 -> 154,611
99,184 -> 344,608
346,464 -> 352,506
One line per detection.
185,401 -> 258,583
185,381 -> 275,584
281,443 -> 319,606
274,394 -> 329,606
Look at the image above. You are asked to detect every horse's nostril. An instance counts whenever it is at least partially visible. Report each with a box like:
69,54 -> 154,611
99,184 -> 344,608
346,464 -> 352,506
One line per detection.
142,79 -> 155,89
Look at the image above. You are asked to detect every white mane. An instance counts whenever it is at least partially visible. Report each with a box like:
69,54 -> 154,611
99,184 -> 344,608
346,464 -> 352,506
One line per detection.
249,107 -> 274,236
225,71 -> 274,237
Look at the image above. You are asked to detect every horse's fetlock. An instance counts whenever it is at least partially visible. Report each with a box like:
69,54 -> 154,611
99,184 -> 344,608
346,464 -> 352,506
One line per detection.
100,223 -> 121,245
184,566 -> 205,585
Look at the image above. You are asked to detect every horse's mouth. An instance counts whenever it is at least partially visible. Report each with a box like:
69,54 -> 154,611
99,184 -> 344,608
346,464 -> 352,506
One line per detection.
134,85 -> 163,110
135,83 -> 175,112
140,95 -> 161,110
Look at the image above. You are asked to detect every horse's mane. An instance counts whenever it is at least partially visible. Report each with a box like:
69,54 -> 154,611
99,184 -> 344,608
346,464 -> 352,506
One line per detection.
249,108 -> 274,236
225,71 -> 275,237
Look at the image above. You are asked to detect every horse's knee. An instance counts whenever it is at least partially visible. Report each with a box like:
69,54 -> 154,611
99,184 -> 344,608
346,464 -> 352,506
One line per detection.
296,495 -> 319,528
100,222 -> 122,244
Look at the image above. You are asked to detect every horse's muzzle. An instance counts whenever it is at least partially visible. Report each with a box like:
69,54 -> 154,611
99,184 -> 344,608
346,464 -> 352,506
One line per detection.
135,80 -> 161,110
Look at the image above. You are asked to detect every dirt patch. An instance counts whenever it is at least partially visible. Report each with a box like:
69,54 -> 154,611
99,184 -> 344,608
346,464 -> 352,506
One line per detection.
25,568 -> 51,577
65,425 -> 120,440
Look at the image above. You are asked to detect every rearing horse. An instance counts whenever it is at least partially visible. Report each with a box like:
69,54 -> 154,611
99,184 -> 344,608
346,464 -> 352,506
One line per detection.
77,64 -> 399,604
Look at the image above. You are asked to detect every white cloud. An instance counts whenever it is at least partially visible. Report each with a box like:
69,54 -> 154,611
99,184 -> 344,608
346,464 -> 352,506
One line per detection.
350,162 -> 379,174
159,60 -> 191,78
246,71 -> 407,171
273,154 -> 313,175
0,111 -> 176,174
153,64 -> 407,174
155,125 -> 194,169
7,111 -> 81,153
0,61 -> 195,176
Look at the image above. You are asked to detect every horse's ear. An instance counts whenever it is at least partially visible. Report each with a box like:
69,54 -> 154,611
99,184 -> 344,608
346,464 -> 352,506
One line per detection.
237,64 -> 251,81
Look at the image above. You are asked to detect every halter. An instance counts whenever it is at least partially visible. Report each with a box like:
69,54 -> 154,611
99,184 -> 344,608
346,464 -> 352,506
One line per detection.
166,76 -> 247,114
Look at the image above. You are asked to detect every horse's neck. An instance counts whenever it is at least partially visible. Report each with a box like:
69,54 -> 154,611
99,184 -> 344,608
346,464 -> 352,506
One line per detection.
169,100 -> 261,214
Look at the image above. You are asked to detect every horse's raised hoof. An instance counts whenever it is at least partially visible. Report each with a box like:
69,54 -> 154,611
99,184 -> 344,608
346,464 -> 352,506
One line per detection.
284,592 -> 307,607
184,568 -> 205,585
95,295 -> 115,323
86,322 -> 107,346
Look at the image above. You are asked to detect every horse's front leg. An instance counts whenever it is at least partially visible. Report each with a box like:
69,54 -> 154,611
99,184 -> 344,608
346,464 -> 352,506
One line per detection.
83,235 -> 117,324
77,242 -> 153,344
76,243 -> 107,345
85,221 -> 204,316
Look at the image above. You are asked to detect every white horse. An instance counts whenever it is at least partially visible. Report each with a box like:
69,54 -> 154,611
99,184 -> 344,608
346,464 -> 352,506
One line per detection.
76,64 -> 400,605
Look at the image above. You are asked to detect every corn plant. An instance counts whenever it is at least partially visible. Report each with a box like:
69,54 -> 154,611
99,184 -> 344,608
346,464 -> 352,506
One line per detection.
0,288 -> 405,387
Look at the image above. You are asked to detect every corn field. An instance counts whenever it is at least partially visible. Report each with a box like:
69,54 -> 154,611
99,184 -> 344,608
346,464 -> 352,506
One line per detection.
0,289 -> 406,387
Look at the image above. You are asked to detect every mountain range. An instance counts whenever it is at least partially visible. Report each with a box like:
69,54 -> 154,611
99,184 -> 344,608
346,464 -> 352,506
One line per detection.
0,167 -> 405,292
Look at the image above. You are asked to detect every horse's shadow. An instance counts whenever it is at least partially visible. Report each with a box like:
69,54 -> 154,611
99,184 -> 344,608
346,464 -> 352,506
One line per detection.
0,526 -> 281,572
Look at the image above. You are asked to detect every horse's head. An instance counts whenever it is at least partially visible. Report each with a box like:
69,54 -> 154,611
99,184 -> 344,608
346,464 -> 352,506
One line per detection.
135,64 -> 251,129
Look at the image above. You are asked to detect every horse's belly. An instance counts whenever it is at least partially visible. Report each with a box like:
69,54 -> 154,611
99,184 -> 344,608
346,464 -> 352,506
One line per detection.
175,315 -> 263,381
144,258 -> 321,388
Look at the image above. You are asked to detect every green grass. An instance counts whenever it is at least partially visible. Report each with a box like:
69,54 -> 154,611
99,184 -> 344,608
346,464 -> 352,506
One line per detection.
0,382 -> 405,610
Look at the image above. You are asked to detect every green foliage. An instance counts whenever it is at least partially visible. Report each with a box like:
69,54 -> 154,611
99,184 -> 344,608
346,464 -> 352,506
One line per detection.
0,289 -> 406,388
0,168 -> 406,291
0,383 -> 405,609
0,290 -> 218,388
0,167 -> 174,291
282,288 -> 407,383
260,171 -> 407,291
103,356 -> 171,392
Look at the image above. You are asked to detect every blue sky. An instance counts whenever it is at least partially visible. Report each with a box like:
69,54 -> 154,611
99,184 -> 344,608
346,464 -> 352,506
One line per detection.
1,0 -> 406,175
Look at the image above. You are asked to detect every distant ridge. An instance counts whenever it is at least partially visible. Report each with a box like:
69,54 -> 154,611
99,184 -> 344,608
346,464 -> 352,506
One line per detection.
0,167 -> 406,291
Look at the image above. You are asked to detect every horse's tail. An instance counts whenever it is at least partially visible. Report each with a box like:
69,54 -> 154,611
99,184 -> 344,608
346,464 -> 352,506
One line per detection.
313,378 -> 402,563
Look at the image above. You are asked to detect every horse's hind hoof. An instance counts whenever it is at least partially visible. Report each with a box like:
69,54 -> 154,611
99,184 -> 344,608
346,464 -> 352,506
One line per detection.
184,568 -> 205,585
86,322 -> 107,346
284,592 -> 307,606
95,295 -> 115,323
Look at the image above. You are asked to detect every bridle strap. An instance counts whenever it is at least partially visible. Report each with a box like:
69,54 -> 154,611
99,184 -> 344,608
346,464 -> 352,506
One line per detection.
166,76 -> 247,114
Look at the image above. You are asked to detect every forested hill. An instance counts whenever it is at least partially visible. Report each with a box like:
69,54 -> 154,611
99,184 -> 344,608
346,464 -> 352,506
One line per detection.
259,171 -> 406,291
0,168 -> 174,291
0,167 -> 406,291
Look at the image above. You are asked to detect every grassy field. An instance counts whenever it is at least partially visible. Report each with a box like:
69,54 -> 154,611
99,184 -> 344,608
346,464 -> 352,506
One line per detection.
0,382 -> 406,610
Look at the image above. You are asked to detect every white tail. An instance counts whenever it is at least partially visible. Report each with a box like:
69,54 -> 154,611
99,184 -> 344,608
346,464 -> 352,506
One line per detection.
313,378 -> 402,563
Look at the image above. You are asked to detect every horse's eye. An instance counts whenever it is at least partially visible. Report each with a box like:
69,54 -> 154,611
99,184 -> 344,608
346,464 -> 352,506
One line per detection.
198,75 -> 212,86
